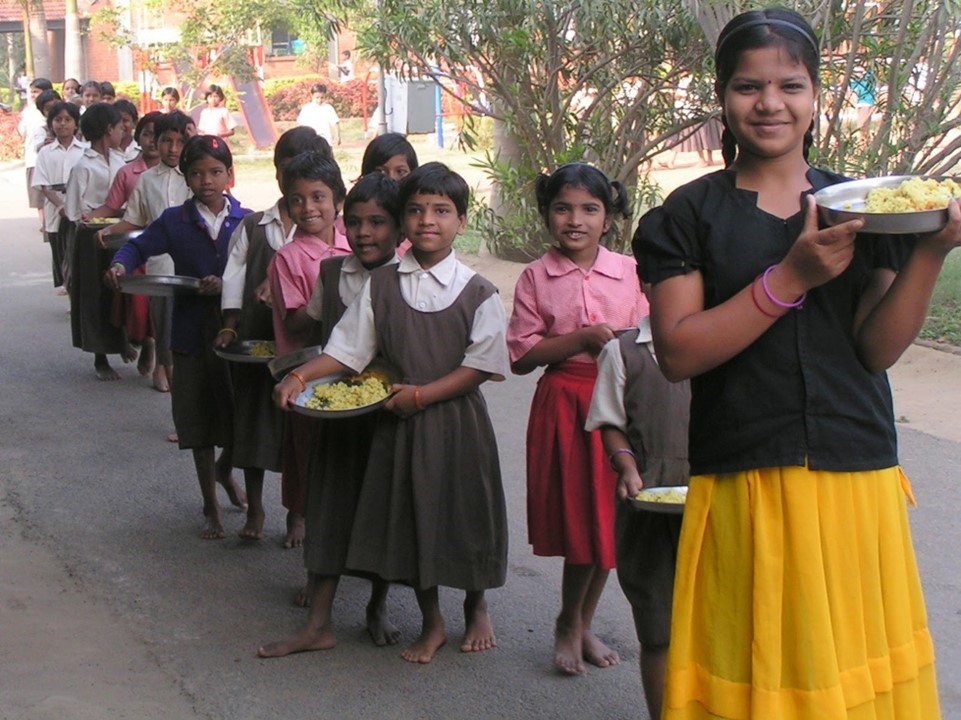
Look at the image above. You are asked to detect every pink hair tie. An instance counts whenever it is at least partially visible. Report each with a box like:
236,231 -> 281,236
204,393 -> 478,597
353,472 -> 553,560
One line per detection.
761,265 -> 806,309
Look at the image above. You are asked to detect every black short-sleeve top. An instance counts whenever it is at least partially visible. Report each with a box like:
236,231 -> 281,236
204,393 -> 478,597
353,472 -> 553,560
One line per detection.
632,167 -> 914,476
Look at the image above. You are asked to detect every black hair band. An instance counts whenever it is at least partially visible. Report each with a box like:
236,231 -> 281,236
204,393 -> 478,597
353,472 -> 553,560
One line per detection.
715,17 -> 820,61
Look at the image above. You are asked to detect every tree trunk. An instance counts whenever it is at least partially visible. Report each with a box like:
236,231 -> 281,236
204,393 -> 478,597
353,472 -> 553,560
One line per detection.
26,1 -> 51,79
64,0 -> 84,81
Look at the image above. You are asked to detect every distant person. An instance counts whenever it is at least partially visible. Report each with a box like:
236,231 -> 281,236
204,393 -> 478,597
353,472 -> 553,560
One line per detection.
197,84 -> 236,139
360,132 -> 417,181
159,86 -> 180,113
113,98 -> 140,162
296,84 -> 340,146
61,78 -> 81,104
336,50 -> 354,82
18,77 -> 55,231
79,81 -> 103,113
99,81 -> 117,103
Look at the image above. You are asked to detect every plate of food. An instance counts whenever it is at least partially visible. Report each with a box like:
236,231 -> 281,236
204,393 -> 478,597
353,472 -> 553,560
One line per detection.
629,486 -> 688,514
117,274 -> 202,297
815,175 -> 961,234
214,340 -> 276,364
291,365 -> 396,419
80,217 -> 121,228
101,229 -> 143,251
268,345 -> 324,380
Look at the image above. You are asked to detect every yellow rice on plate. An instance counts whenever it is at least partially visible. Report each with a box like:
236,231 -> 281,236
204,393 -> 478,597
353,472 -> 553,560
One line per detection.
864,177 -> 961,213
304,372 -> 391,411
634,487 -> 687,504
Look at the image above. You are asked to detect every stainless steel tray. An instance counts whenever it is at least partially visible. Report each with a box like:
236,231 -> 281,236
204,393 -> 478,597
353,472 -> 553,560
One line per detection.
628,486 -> 687,514
814,175 -> 953,235
214,340 -> 276,364
102,229 -> 143,251
268,345 -> 324,379
290,364 -> 397,420
117,274 -> 202,297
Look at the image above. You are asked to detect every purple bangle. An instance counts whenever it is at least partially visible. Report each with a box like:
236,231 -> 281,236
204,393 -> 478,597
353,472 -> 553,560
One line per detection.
761,265 -> 806,309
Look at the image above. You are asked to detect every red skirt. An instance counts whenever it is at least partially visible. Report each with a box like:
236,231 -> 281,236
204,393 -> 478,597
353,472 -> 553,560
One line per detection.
526,361 -> 617,568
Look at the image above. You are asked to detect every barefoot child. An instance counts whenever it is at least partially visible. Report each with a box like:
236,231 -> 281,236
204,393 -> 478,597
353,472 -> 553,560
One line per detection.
216,127 -> 334,541
64,102 -> 128,380
633,8 -> 950,716
106,135 -> 250,539
506,163 -> 646,675
274,162 -> 509,664
258,172 -> 404,658
266,151 -> 350,549
32,100 -> 84,290
585,309 -> 690,720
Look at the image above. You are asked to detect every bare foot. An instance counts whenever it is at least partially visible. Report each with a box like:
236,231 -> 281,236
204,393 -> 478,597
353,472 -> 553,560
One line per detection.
401,626 -> 446,664
121,343 -> 139,364
56,287 -> 68,296
461,597 -> 496,652
257,625 -> 337,658
166,432 -> 178,443
582,631 -> 619,668
216,463 -> 247,511
137,339 -> 155,376
238,507 -> 265,540
94,361 -> 120,381
367,603 -> 401,646
153,365 -> 169,393
554,620 -> 584,675
200,513 -> 225,540
283,512 -> 305,549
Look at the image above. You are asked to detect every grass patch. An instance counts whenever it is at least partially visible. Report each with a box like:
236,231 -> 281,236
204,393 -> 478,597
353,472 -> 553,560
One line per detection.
920,249 -> 961,346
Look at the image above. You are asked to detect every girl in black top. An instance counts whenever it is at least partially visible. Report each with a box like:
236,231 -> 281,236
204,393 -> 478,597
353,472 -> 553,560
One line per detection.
633,8 -> 957,718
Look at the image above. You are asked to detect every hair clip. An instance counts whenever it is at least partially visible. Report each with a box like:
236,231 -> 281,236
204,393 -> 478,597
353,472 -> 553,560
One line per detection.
211,138 -> 219,149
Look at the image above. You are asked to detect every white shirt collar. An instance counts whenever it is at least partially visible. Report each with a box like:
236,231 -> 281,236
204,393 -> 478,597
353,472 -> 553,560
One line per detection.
397,249 -> 457,286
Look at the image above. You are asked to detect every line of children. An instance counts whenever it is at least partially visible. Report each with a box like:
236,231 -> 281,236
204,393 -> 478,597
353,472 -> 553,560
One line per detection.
506,163 -> 647,675
106,135 -> 249,539
273,162 -> 509,664
258,172 -> 405,658
217,127 -> 334,542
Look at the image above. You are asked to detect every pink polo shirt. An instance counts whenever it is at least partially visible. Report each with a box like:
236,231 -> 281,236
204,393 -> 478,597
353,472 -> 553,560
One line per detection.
267,226 -> 350,354
507,245 -> 648,364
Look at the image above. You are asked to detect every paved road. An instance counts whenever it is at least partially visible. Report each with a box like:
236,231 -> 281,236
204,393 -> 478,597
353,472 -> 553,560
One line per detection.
0,165 -> 958,719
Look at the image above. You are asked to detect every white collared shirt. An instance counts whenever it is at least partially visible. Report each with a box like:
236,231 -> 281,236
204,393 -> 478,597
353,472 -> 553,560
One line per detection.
324,250 -> 509,380
195,196 -> 231,240
64,147 -> 125,221
305,253 -> 400,321
32,137 -> 87,232
221,201 -> 294,311
585,316 -> 654,433
123,162 -> 191,227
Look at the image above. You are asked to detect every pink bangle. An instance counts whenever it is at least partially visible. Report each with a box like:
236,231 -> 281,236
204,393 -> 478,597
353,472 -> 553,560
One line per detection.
750,276 -> 783,318
761,265 -> 806,309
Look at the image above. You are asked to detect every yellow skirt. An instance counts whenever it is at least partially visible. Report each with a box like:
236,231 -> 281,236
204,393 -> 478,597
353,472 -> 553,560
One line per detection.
663,466 -> 940,720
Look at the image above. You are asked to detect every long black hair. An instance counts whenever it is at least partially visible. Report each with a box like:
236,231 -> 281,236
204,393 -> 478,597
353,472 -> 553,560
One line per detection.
714,7 -> 820,167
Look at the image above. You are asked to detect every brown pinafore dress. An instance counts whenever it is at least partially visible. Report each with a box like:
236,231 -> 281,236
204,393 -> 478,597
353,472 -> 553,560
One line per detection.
344,266 -> 508,591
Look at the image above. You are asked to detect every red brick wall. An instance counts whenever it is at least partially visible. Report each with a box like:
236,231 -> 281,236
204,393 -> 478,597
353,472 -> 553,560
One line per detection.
83,33 -> 118,81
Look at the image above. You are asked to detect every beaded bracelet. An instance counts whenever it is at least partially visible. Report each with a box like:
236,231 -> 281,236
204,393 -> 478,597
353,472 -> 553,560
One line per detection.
750,276 -> 782,319
608,447 -> 636,471
761,265 -> 807,309
413,386 -> 426,411
289,371 -> 307,392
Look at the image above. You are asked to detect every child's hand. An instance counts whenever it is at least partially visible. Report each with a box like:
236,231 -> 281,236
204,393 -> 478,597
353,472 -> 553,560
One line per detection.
254,278 -> 272,307
214,328 -> 237,349
103,262 -> 125,290
779,195 -> 861,294
384,384 -> 421,418
95,227 -> 110,249
198,275 -> 222,295
616,465 -> 644,502
580,324 -> 616,356
273,375 -> 302,410
920,198 -> 961,255
58,206 -> 67,218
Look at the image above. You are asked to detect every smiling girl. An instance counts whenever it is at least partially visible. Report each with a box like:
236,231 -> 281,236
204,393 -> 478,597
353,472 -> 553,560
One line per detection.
507,163 -> 647,675
633,8 -> 956,718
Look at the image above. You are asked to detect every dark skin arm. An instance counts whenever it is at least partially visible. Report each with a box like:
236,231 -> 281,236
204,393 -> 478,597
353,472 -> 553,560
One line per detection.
511,324 -> 615,375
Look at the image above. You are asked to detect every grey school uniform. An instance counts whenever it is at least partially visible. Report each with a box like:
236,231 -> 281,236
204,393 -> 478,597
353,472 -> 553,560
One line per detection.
614,329 -> 690,648
344,268 -> 508,591
230,212 -> 284,472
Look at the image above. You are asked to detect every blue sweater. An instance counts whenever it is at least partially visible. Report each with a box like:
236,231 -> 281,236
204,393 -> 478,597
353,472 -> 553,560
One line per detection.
113,195 -> 250,356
